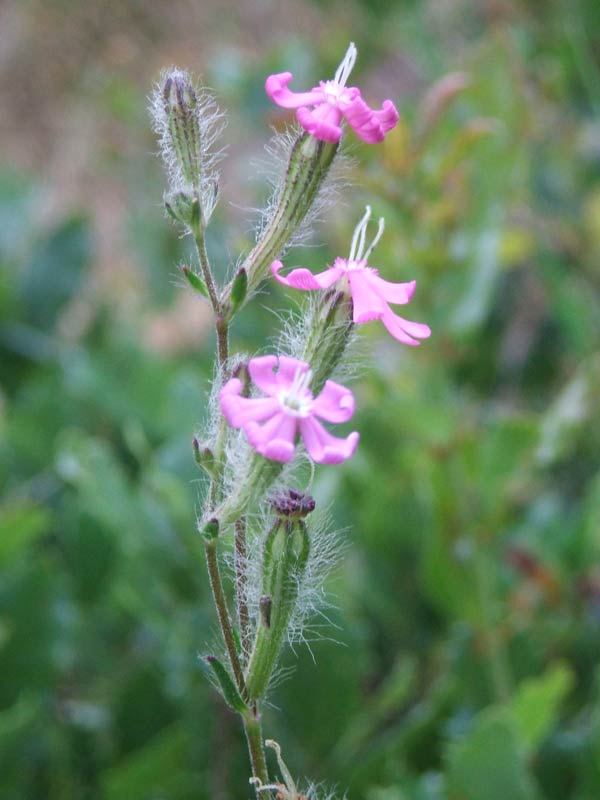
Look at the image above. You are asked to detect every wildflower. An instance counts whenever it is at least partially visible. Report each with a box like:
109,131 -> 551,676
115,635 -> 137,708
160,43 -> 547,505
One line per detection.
271,207 -> 431,345
265,42 -> 399,144
219,355 -> 358,464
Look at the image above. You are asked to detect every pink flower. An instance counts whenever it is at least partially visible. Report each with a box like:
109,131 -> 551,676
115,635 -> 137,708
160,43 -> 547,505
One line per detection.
265,42 -> 399,144
271,207 -> 431,346
219,355 -> 359,465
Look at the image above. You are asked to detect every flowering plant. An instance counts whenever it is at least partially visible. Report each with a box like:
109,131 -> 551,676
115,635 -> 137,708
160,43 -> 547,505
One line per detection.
151,43 -> 428,797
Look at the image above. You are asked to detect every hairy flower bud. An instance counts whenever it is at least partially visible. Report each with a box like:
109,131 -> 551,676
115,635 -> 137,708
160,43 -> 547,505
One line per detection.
244,501 -> 313,700
150,68 -> 225,226
163,71 -> 203,189
222,133 -> 338,317
164,189 -> 200,226
270,488 -> 316,519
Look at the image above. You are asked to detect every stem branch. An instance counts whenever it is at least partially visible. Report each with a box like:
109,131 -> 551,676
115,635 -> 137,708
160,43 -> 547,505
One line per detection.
204,538 -> 246,695
235,517 -> 251,659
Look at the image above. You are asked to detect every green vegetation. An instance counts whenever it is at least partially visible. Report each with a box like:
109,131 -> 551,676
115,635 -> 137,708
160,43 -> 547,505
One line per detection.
1,1 -> 600,797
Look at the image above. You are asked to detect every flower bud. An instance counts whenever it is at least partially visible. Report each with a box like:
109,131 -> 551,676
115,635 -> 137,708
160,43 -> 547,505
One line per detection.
223,133 -> 338,317
151,68 -> 225,226
244,498 -> 313,700
165,190 -> 200,227
269,488 -> 315,519
162,71 -> 203,189
302,288 -> 354,395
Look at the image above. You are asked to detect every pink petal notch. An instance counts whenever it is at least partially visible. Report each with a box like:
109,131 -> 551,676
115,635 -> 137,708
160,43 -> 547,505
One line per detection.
271,206 -> 431,345
219,355 -> 359,465
265,42 -> 399,144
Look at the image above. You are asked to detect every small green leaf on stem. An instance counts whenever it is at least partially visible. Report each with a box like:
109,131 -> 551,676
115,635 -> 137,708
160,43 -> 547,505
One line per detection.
203,656 -> 248,713
193,438 -> 216,476
230,268 -> 248,312
182,266 -> 209,298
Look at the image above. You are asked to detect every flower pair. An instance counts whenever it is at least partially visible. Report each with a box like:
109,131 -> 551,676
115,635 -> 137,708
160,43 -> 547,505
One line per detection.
220,209 -> 430,465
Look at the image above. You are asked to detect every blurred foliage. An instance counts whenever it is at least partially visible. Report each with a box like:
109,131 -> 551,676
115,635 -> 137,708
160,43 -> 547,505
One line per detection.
1,0 -> 600,798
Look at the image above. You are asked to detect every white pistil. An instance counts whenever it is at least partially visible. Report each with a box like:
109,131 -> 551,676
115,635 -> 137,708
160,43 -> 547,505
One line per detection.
349,205 -> 371,261
348,205 -> 385,262
363,215 -> 385,260
334,41 -> 358,89
278,367 -> 314,417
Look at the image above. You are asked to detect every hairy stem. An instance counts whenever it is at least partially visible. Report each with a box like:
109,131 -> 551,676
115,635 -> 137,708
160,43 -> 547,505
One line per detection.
243,712 -> 271,797
204,539 -> 246,695
191,219 -> 221,317
235,518 -> 252,659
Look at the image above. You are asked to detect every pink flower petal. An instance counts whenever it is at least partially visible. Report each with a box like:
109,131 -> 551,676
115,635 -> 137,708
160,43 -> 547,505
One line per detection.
265,72 -> 323,109
312,380 -> 355,423
222,395 -> 281,428
247,355 -> 280,395
340,93 -> 399,143
347,270 -> 388,323
245,412 -> 298,463
219,378 -> 243,423
299,417 -> 359,465
374,99 -> 400,132
296,104 -> 344,143
247,354 -> 310,395
276,355 -> 310,387
367,274 -> 416,305
380,308 -> 431,345
271,260 -> 344,291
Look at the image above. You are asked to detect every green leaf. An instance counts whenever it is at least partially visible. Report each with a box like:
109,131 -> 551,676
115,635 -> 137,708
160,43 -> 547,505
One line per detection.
101,724 -> 193,800
182,266 -> 209,298
18,215 -> 91,330
508,663 -> 574,752
202,656 -> 247,713
0,502 -> 52,565
447,709 -> 540,800
230,267 -> 248,312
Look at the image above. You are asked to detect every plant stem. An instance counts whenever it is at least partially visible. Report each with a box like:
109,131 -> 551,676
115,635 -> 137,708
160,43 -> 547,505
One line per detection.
204,538 -> 246,695
235,517 -> 251,659
192,220 -> 221,318
243,711 -> 270,796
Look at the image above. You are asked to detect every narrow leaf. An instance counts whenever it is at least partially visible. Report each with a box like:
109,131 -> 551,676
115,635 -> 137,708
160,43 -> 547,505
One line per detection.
182,266 -> 208,298
203,656 -> 247,713
230,268 -> 248,312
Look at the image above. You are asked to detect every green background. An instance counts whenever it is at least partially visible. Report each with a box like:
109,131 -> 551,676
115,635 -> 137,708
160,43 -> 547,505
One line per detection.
1,0 -> 600,797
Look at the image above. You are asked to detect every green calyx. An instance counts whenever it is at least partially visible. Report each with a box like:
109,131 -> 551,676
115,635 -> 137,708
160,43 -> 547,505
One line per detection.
244,514 -> 311,701
223,133 -> 338,318
163,72 -> 203,189
211,454 -> 283,530
302,289 -> 354,395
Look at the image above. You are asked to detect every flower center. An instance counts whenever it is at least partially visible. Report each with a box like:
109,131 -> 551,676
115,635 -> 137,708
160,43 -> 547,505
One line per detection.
278,367 -> 314,418
344,259 -> 367,272
322,80 -> 342,104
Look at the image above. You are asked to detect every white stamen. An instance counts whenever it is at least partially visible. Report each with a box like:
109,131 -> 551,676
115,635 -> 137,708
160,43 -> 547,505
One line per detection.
279,367 -> 314,417
363,216 -> 385,261
349,205 -> 371,261
333,42 -> 358,88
